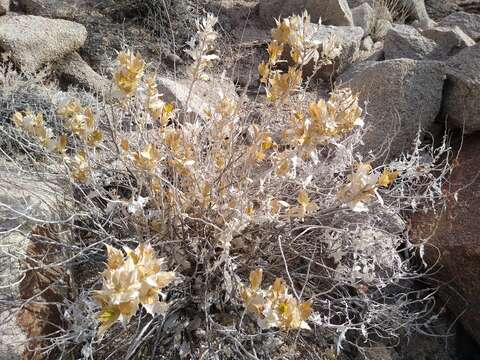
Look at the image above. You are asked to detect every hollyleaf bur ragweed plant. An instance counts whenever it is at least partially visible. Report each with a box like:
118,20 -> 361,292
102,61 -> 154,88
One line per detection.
4,10 -> 452,359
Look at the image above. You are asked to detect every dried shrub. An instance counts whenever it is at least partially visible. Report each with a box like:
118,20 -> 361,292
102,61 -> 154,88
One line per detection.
0,11 -> 452,360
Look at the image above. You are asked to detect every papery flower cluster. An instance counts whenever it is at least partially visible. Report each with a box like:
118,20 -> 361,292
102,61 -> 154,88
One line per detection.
113,51 -> 176,128
93,243 -> 177,336
57,99 -> 103,148
283,88 -> 364,160
185,13 -> 219,80
12,110 -> 67,153
114,50 -> 145,97
337,163 -> 399,212
241,269 -> 312,330
259,11 -> 340,102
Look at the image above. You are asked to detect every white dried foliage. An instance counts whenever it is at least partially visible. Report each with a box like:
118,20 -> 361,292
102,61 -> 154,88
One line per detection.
0,12 -> 453,360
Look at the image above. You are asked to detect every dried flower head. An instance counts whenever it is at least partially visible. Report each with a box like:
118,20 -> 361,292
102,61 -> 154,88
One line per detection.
114,50 -> 145,96
93,243 -> 177,337
185,13 -> 219,80
337,163 -> 380,212
241,268 -> 312,330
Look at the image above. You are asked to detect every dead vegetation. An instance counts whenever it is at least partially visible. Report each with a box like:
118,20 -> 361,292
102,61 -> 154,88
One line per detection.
0,10 -> 454,360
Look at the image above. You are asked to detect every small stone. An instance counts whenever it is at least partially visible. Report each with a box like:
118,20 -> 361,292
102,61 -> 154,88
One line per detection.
360,35 -> 374,51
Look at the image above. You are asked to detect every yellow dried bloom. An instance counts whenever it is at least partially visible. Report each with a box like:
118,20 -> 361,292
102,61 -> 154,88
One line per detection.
241,269 -> 312,330
267,41 -> 284,64
132,144 -> 160,171
267,67 -> 302,102
114,50 -> 145,96
87,129 -> 103,147
275,158 -> 290,177
58,100 -> 103,148
213,151 -> 226,169
70,151 -> 90,183
337,163 -> 379,212
258,61 -> 270,84
282,88 -> 363,159
272,18 -> 291,44
106,244 -> 124,269
53,135 -> 68,154
12,111 -> 24,128
247,125 -> 274,164
297,190 -> 310,208
120,138 -> 129,151
144,74 -> 175,127
57,99 -> 82,118
13,110 -> 68,153
250,268 -> 263,291
94,243 -> 177,336
378,168 -> 400,187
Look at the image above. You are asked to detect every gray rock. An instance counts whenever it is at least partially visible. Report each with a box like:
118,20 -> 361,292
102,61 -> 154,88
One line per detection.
157,77 -> 239,121
442,43 -> 480,133
348,0 -> 374,7
438,11 -> 480,42
351,3 -> 374,33
405,0 -> 436,28
337,59 -> 445,160
0,165 -> 62,359
384,24 -> 437,60
301,24 -> 364,79
0,15 -> 87,72
0,0 -> 9,15
351,0 -> 435,27
54,52 -> 110,94
422,26 -> 475,56
16,0 -> 75,17
258,0 -> 354,28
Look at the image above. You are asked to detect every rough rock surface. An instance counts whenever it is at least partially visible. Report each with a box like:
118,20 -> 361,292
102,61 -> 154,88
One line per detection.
405,0 -> 437,27
157,77 -> 239,121
442,43 -> 480,133
351,2 -> 374,33
336,59 -> 445,160
438,11 -> 480,41
350,0 -> 435,26
410,134 -> 480,346
258,0 -> 354,27
425,0 -> 460,19
16,0 -> 78,18
384,24 -> 438,60
0,0 -> 8,15
302,24 -> 364,79
0,15 -> 87,72
0,166 -> 62,359
422,26 -> 475,56
54,52 -> 110,94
